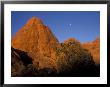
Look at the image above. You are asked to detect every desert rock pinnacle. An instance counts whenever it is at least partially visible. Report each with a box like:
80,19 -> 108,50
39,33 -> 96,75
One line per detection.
12,17 -> 60,69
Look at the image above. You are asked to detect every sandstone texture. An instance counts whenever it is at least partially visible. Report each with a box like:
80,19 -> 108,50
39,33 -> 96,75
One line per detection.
12,17 -> 60,69
82,37 -> 100,65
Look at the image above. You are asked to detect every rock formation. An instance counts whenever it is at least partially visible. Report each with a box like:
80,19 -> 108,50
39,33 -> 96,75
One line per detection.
12,17 -> 60,70
82,37 -> 100,65
11,47 -> 33,76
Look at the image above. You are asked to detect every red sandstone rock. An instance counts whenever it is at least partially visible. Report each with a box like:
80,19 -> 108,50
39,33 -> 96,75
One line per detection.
12,17 -> 60,69
82,37 -> 100,65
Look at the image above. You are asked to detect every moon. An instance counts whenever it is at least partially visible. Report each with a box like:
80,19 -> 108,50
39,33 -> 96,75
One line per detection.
69,24 -> 72,27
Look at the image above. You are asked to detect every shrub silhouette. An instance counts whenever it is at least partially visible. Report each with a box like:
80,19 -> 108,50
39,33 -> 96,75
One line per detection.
56,40 -> 96,76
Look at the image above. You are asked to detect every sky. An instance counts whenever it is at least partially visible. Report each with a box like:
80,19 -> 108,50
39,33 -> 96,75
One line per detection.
11,11 -> 100,43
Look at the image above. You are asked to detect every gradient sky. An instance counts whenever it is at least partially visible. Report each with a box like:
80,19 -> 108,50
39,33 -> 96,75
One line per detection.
11,11 -> 100,43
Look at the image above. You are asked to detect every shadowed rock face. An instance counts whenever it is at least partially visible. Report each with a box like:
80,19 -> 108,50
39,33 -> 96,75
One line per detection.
11,47 -> 33,76
82,37 -> 100,65
12,47 -> 33,66
12,17 -> 60,69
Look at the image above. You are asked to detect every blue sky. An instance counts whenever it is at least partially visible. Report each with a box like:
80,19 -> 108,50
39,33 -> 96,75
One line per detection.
11,11 -> 100,43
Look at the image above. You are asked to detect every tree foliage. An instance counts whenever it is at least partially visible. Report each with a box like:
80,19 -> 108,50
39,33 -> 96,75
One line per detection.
56,40 -> 95,76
